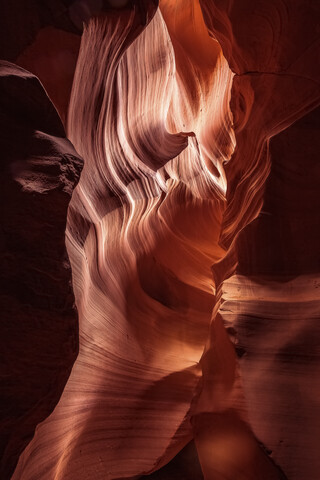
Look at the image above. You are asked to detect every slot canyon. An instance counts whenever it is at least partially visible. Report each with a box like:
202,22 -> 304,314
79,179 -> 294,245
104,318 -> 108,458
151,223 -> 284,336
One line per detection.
1,1 -> 319,479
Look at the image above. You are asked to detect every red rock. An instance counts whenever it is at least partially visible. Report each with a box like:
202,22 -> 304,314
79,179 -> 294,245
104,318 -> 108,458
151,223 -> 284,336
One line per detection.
2,1 -> 319,479
0,61 -> 82,479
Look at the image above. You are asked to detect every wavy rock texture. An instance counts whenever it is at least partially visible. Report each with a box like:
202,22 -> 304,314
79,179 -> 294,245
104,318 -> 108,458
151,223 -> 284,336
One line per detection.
219,104 -> 320,480
12,2 -> 233,479
7,0 -> 320,479
192,1 -> 320,479
0,61 -> 82,479
220,274 -> 320,480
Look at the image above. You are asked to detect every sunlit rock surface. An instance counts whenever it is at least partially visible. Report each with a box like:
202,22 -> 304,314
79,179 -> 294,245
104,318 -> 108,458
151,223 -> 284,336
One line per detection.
2,0 -> 319,479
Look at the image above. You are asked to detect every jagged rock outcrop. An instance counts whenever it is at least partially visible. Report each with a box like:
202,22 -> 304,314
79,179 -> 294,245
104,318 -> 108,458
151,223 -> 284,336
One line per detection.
0,61 -> 82,479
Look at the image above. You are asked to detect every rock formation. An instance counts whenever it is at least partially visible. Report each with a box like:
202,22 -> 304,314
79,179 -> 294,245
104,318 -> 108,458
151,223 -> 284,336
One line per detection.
1,1 -> 319,479
0,61 -> 82,479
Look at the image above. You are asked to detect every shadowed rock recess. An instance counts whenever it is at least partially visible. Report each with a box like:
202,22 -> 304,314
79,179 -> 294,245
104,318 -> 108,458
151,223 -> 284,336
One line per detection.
1,1 -> 319,479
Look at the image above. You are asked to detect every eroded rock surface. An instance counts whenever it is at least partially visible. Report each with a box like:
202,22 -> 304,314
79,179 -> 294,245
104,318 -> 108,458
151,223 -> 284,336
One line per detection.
2,1 -> 319,479
0,61 -> 82,479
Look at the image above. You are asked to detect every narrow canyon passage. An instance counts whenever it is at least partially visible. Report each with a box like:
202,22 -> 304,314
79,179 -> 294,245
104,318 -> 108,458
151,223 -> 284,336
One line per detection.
1,1 -> 319,479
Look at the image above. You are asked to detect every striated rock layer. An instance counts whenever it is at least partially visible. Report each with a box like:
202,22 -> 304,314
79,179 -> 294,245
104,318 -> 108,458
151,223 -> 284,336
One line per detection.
193,2 -> 320,479
7,0 -> 320,479
220,274 -> 320,480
